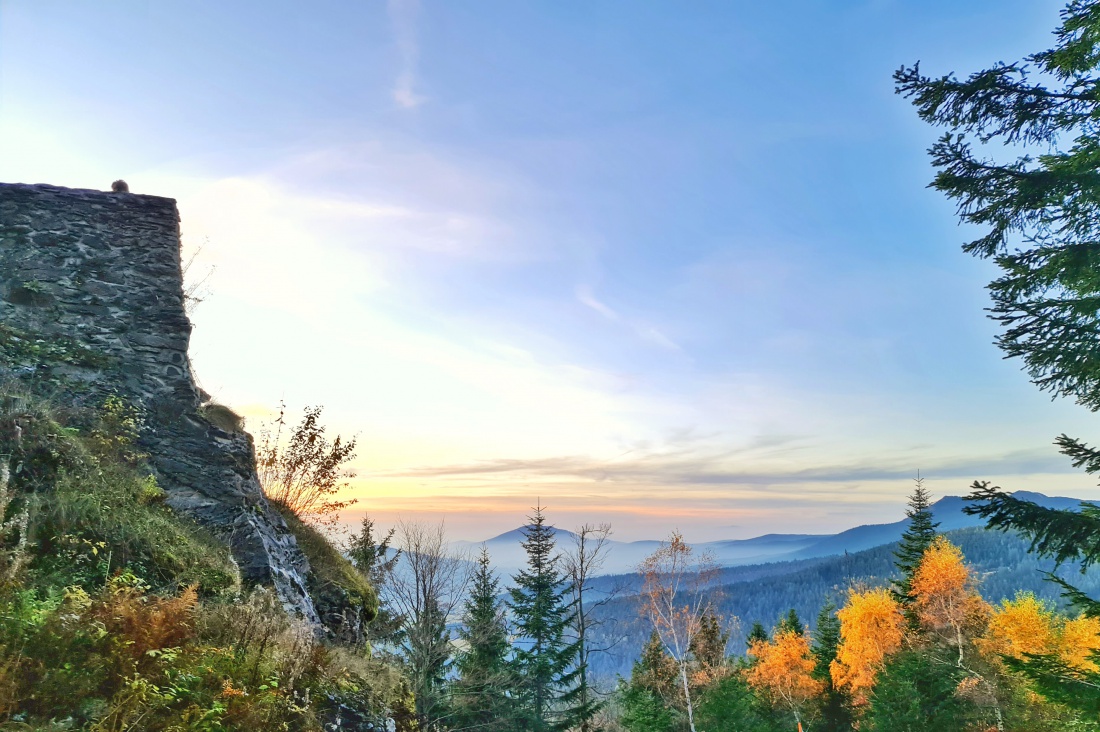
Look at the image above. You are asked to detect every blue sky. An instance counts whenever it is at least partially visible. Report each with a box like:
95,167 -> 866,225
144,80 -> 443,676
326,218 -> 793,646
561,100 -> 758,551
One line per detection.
2,0 -> 1094,541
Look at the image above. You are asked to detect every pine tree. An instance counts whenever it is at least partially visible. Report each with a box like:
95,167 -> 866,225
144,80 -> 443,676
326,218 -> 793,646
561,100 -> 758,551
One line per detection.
346,515 -> 404,649
776,608 -> 805,637
865,649 -> 973,732
892,475 -> 940,607
451,548 -> 515,732
811,602 -> 853,732
620,632 -> 681,732
746,622 -> 770,652
898,0 -> 1100,712
508,506 -> 581,732
690,609 -> 730,674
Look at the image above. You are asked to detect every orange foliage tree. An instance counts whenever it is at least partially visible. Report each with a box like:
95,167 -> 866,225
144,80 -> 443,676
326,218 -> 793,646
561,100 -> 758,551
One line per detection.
830,587 -> 904,705
746,628 -> 823,728
256,404 -> 358,524
909,536 -> 990,666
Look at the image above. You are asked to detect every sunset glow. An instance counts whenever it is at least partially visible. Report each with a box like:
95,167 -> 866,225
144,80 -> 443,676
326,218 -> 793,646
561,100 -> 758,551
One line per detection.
3,0 -> 1095,542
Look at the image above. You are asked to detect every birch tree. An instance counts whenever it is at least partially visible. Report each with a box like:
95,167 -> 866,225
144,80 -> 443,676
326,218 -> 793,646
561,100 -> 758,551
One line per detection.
637,531 -> 720,732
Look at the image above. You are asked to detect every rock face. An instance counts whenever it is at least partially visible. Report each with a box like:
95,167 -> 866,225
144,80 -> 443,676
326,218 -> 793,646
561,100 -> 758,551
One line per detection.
0,182 -> 320,624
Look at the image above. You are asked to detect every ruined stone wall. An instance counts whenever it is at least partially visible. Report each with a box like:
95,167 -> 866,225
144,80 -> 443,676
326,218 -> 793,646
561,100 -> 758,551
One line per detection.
0,182 -> 319,623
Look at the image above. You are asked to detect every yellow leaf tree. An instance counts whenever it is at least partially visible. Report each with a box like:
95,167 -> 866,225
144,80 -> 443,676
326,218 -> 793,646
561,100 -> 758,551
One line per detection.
981,592 -> 1058,660
1059,615 -> 1100,672
830,587 -> 904,705
909,536 -> 990,666
983,592 -> 1100,673
747,628 -> 824,728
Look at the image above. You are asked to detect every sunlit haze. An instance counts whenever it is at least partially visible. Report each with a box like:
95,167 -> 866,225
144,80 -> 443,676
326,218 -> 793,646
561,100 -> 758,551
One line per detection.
2,0 -> 1094,542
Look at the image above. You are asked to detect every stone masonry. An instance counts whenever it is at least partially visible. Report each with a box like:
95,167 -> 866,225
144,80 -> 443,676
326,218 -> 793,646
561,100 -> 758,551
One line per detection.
0,182 -> 319,624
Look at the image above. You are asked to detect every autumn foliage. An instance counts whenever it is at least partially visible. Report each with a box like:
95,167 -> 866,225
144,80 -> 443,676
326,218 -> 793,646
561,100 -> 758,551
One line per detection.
637,532 -> 721,732
830,587 -> 904,703
909,537 -> 990,664
746,629 -> 823,723
983,592 -> 1100,673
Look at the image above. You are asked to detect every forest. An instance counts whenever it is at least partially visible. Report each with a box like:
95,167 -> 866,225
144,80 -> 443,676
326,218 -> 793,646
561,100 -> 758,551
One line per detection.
5,0 -> 1100,730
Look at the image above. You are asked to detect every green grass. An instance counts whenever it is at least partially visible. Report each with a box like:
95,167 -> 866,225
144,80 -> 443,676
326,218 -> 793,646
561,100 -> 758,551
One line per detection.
273,502 -> 379,623
0,390 -> 239,597
32,462 -> 240,596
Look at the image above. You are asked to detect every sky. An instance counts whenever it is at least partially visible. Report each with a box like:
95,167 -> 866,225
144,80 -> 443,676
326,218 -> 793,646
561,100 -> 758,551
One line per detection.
2,0 -> 1097,542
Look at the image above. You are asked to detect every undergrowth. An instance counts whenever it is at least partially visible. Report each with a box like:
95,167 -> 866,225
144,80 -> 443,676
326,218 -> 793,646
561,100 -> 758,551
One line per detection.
0,386 -> 411,730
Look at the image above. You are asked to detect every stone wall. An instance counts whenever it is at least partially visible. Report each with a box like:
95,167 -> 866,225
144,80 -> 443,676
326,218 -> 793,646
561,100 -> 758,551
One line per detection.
0,182 -> 319,624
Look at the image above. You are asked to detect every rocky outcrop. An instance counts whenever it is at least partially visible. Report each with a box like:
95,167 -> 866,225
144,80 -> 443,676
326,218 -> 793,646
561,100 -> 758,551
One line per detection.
0,182 -> 319,624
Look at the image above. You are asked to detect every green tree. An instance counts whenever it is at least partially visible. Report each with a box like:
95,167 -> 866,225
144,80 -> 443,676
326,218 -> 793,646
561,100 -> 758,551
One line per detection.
746,621 -> 770,651
619,682 -> 677,732
508,506 -> 581,731
897,0 -> 1100,713
619,635 -> 680,732
811,601 -> 853,732
865,649 -> 973,732
451,548 -> 515,732
776,608 -> 805,637
892,476 -> 940,609
691,608 -> 731,673
347,514 -> 404,649
695,670 -> 782,732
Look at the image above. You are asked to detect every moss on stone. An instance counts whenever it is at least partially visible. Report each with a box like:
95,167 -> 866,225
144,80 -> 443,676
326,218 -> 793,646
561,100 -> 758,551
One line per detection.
0,322 -> 113,370
273,502 -> 379,630
0,391 -> 239,596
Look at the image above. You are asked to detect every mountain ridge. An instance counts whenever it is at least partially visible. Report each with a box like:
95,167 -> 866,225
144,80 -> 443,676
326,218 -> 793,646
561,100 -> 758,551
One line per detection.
455,490 -> 1091,576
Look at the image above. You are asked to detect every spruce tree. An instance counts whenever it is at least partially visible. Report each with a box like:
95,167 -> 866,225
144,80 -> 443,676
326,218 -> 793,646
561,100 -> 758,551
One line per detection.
776,608 -> 805,637
810,602 -> 853,732
746,621 -> 770,651
892,475 -> 939,606
898,0 -> 1100,713
689,609 -> 730,672
508,506 -> 581,731
346,515 -> 404,649
452,548 -> 515,732
620,631 -> 681,732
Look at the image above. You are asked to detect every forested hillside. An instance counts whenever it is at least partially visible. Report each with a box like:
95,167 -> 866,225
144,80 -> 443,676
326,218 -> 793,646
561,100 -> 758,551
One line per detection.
583,525 -> 1100,682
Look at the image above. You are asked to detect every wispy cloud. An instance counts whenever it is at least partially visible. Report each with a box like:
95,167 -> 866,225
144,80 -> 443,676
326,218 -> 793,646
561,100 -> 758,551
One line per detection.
385,444 -> 1072,487
388,0 -> 426,109
576,284 -> 683,352
576,285 -> 620,321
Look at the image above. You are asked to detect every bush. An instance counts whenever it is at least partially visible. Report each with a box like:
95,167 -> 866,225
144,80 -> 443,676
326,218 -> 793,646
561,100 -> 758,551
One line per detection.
0,388 -> 405,729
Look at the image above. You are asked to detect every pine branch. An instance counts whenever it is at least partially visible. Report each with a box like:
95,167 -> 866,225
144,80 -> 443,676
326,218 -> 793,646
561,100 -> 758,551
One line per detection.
964,481 -> 1100,568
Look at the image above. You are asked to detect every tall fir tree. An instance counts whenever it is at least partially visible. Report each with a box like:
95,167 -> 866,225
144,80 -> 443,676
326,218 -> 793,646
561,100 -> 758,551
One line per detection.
776,608 -> 805,637
892,475 -> 940,607
346,515 -> 404,650
451,548 -> 515,732
508,506 -> 582,732
620,631 -> 681,732
746,622 -> 770,652
897,0 -> 1100,713
810,601 -> 853,732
